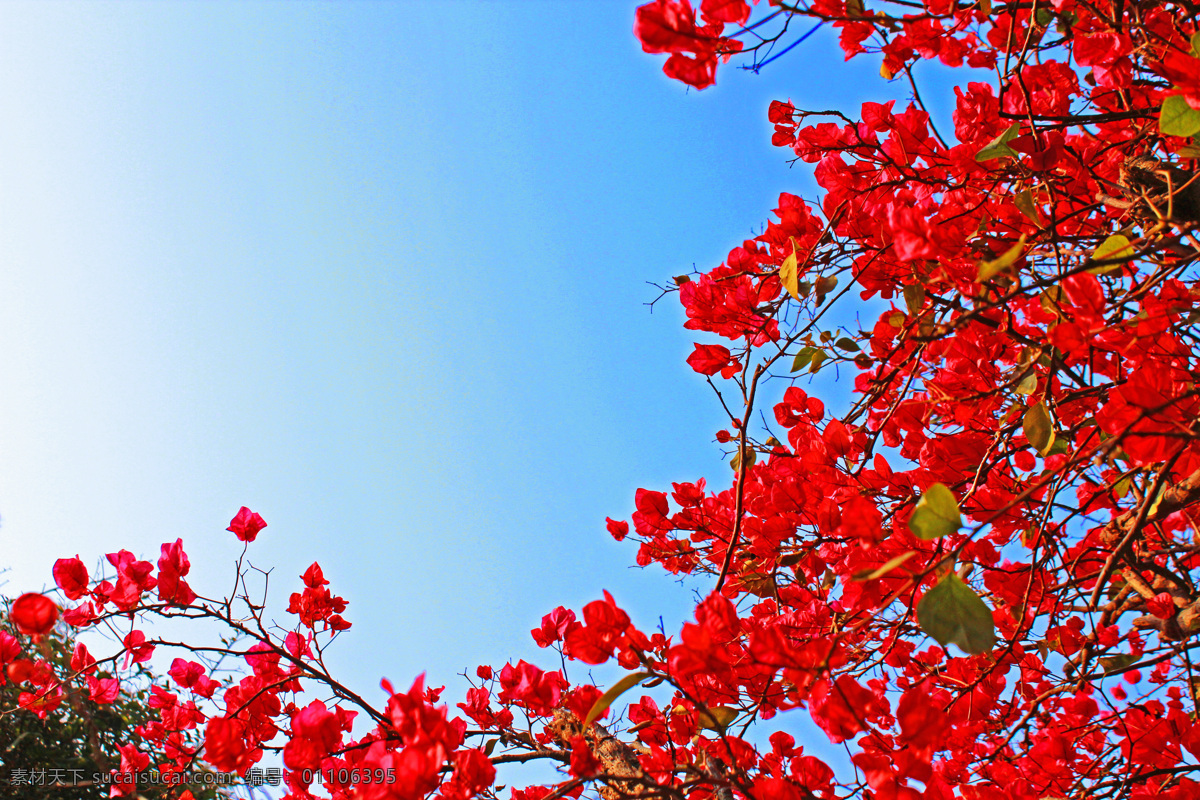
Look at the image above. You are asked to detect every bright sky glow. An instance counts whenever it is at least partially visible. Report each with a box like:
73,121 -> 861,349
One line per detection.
0,0 -> 958,781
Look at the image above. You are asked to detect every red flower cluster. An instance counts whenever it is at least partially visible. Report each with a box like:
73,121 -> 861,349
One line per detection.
7,3 -> 1200,800
287,562 -> 351,631
634,0 -> 748,88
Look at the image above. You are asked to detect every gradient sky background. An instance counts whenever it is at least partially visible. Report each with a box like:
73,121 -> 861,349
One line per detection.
0,0 -> 972,788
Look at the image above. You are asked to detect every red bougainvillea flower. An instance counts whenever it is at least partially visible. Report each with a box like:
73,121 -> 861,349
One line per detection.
6,658 -> 35,684
686,342 -> 733,376
157,539 -> 197,606
227,506 -> 267,542
288,562 -> 351,630
9,593 -> 58,636
0,631 -> 19,666
122,630 -> 155,668
204,715 -> 261,775
531,606 -> 579,648
605,517 -> 630,541
18,684 -> 63,719
1147,592 -> 1177,620
88,675 -> 120,704
53,556 -> 90,600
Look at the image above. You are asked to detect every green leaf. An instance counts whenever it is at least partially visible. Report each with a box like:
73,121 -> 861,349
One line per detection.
1192,32 -> 1200,57
1023,401 -> 1055,455
791,346 -> 818,372
903,283 -> 925,315
779,250 -> 801,302
1088,234 -> 1134,274
1055,10 -> 1077,35
1014,188 -> 1040,227
978,235 -> 1027,281
484,737 -> 499,756
697,706 -> 738,732
917,574 -> 997,655
975,122 -> 1020,162
908,483 -> 962,540
835,337 -> 860,352
584,671 -> 651,727
1160,94 -> 1200,137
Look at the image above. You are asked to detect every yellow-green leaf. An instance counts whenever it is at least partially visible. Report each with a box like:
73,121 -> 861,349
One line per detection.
903,283 -> 925,315
697,706 -> 738,732
779,250 -> 801,302
917,574 -> 996,655
1014,371 -> 1037,396
1040,286 -> 1064,318
791,346 -> 818,372
853,550 -> 917,581
909,483 -> 962,540
1160,94 -> 1200,137
975,122 -> 1020,162
1088,234 -> 1134,274
810,350 -> 828,374
1046,436 -> 1070,456
1023,401 -> 1055,455
584,671 -> 651,727
835,337 -> 860,352
1148,483 -> 1168,517
730,447 -> 757,472
1014,189 -> 1041,227
1113,474 -> 1132,499
815,275 -> 838,304
978,236 -> 1027,281
778,551 -> 805,568
1099,653 -> 1138,674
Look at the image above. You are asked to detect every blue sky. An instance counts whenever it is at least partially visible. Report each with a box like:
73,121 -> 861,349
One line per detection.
0,0 -> 956,776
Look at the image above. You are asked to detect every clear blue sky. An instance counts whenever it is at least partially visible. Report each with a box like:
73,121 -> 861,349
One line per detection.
0,0 -> 962,773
